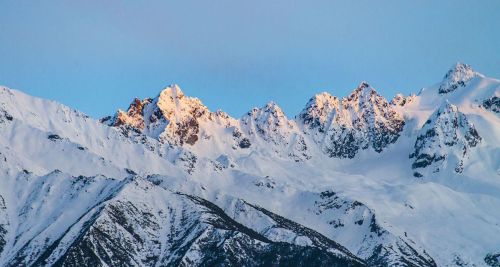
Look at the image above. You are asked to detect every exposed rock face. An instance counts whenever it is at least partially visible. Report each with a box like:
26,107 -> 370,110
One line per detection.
103,85 -> 208,145
242,102 -> 292,145
438,63 -> 479,94
410,101 -> 481,177
105,83 -> 405,160
2,62 -> 498,267
153,86 -> 209,145
0,196 -> 7,256
0,93 -> 14,125
485,252 -> 500,267
0,109 -> 13,125
104,85 -> 245,148
299,82 -> 405,158
482,96 -> 499,114
390,93 -> 416,107
1,173 -> 366,267
112,98 -> 152,130
299,92 -> 341,134
242,102 -> 311,161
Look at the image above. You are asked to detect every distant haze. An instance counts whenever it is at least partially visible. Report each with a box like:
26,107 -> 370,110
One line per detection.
0,0 -> 499,118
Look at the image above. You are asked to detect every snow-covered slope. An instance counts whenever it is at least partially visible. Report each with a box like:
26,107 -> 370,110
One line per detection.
0,62 -> 499,266
0,171 -> 364,266
0,87 -> 183,179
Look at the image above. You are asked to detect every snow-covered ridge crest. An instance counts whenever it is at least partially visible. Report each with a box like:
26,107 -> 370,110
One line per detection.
105,81 -> 407,160
107,97 -> 152,130
242,101 -> 292,140
438,62 -> 483,94
390,93 -> 416,107
104,84 -> 313,161
299,81 -> 405,158
298,91 -> 341,131
241,101 -> 310,161
1,62 -> 500,266
0,86 -> 183,178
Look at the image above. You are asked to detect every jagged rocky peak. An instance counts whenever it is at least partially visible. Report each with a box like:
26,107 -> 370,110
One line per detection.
309,91 -> 340,107
342,81 -> 398,122
347,81 -> 374,99
263,101 -> 285,116
345,81 -> 387,108
341,81 -> 405,154
247,101 -> 288,126
240,102 -> 311,161
298,82 -> 405,158
107,97 -> 152,130
104,84 -> 218,145
159,83 -> 184,99
243,102 -> 292,140
439,63 -> 481,94
410,101 -> 481,177
211,109 -> 237,127
150,84 -> 212,145
105,84 -> 210,128
155,84 -> 209,122
299,92 -> 340,130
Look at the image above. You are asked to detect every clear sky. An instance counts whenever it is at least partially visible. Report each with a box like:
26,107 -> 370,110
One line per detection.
1,1 -> 499,118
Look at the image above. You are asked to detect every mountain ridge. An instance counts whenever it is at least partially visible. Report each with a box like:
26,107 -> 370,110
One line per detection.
0,63 -> 499,266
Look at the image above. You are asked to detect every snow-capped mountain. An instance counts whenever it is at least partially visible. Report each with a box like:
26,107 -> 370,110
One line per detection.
410,101 -> 481,177
298,82 -> 405,158
0,63 -> 499,266
438,63 -> 482,94
103,84 -> 215,146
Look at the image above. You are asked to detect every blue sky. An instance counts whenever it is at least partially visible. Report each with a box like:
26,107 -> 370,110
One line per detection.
1,1 -> 499,118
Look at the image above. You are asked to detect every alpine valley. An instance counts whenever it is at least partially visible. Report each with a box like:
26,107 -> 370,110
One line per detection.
0,63 -> 499,267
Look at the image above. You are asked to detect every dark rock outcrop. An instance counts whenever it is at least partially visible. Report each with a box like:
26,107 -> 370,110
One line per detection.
410,101 -> 481,177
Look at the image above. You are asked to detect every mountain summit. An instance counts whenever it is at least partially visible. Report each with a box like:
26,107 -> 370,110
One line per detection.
410,100 -> 482,177
438,62 -> 481,94
104,84 -> 212,145
1,64 -> 498,266
298,82 -> 405,158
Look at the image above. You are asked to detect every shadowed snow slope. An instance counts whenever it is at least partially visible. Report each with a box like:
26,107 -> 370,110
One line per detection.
0,63 -> 499,266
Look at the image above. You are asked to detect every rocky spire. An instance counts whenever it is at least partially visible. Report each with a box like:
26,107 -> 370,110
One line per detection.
410,100 -> 481,177
243,101 -> 291,140
298,83 -> 405,158
298,92 -> 340,130
438,63 -> 480,94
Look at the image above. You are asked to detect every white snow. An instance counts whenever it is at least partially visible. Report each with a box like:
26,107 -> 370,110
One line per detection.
0,62 -> 499,266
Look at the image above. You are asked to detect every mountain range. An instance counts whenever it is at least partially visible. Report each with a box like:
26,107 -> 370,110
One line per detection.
0,63 -> 499,266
